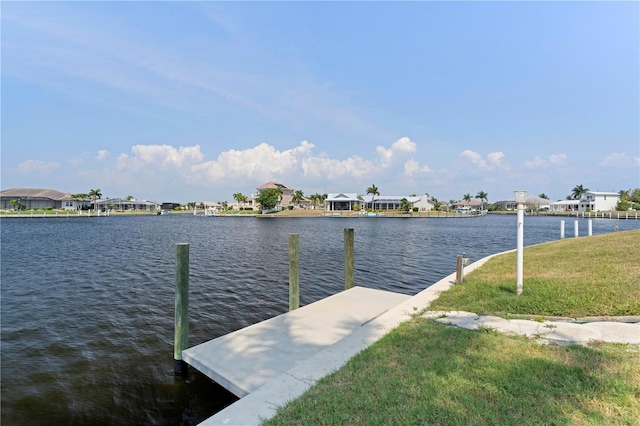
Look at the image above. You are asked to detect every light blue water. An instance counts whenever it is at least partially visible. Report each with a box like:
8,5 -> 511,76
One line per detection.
1,214 -> 637,425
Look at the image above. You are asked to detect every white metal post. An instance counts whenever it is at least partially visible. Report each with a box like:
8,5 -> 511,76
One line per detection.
516,204 -> 524,295
514,190 -> 527,296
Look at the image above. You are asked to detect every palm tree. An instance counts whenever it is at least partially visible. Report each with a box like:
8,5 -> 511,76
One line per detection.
571,184 -> 589,200
366,184 -> 380,212
430,196 -> 442,211
274,184 -> 284,204
475,190 -> 488,211
233,192 -> 244,209
292,190 -> 304,207
463,193 -> 471,208
88,188 -> 102,212
309,193 -> 321,209
71,193 -> 88,210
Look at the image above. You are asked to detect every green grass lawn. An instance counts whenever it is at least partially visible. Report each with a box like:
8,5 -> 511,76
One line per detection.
263,230 -> 640,425
429,230 -> 640,317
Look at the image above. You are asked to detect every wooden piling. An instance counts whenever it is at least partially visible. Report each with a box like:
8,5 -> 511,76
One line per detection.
344,228 -> 354,290
455,255 -> 463,284
289,234 -> 299,311
174,243 -> 189,376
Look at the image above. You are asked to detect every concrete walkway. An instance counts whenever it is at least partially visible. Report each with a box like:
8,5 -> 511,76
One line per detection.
423,311 -> 640,346
183,287 -> 410,398
197,252 -> 639,425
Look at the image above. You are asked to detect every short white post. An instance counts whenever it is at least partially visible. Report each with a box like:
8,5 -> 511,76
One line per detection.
588,219 -> 592,236
560,220 -> 565,239
574,220 -> 579,238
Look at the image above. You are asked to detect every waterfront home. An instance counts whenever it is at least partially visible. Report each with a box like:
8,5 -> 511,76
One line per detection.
362,194 -> 434,211
95,198 -> 161,211
550,200 -> 579,212
252,182 -> 311,210
0,188 -> 86,210
451,199 -> 483,212
578,191 -> 619,212
325,193 -> 362,211
493,195 -> 552,211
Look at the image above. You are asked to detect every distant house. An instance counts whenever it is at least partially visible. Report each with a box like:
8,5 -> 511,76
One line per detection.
451,199 -> 483,212
161,202 -> 182,210
96,198 -> 160,211
493,195 -> 551,211
550,200 -> 579,212
253,182 -> 296,210
363,194 -> 434,211
0,188 -> 84,210
408,195 -> 434,211
578,191 -> 619,212
325,193 -> 362,211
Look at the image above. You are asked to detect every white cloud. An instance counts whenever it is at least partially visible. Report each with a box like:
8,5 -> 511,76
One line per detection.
524,153 -> 567,169
599,152 -> 640,168
117,144 -> 204,170
460,150 -> 509,171
375,136 -> 418,167
403,159 -> 432,177
487,152 -> 506,168
100,137 -> 427,198
96,150 -> 109,161
18,160 -> 60,173
191,141 -> 315,184
460,150 -> 486,167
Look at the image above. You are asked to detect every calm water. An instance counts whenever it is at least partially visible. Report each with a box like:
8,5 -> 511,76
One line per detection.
1,214 -> 637,425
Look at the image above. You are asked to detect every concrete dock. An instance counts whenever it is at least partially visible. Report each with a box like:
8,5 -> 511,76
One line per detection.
181,250 -> 639,425
182,286 -> 411,398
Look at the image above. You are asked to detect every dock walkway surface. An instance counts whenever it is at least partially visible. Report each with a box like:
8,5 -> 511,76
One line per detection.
182,286 -> 410,399
184,252 -> 639,426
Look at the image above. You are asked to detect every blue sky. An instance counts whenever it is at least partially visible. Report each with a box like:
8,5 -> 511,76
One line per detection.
2,1 -> 638,203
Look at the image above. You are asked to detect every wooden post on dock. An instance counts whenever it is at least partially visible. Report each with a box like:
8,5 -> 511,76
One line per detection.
174,243 -> 189,376
344,228 -> 354,290
455,255 -> 463,284
289,234 -> 299,311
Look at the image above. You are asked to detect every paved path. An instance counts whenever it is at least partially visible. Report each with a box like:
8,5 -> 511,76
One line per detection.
423,311 -> 640,345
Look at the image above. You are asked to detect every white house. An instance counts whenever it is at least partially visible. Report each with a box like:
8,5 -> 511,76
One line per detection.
578,191 -> 619,212
550,200 -> 579,212
408,195 -> 435,211
494,195 -> 552,211
325,193 -> 362,211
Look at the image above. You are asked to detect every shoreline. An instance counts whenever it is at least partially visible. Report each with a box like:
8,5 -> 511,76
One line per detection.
1,209 -> 637,220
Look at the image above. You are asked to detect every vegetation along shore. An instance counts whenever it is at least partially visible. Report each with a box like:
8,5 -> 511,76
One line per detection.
264,230 -> 640,425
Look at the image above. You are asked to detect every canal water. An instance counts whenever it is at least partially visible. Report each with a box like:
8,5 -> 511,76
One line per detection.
1,214 -> 637,425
